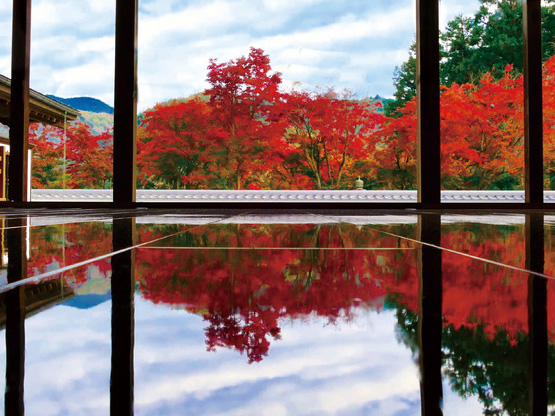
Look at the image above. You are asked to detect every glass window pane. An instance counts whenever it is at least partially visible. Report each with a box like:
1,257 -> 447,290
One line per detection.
136,1 -> 418,196
27,1 -> 115,201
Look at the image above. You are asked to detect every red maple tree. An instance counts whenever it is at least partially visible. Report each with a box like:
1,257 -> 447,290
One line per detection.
137,97 -> 216,189
277,91 -> 385,189
204,47 -> 284,190
30,122 -> 113,189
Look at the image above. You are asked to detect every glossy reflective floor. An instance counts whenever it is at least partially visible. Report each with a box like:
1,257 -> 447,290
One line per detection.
0,209 -> 553,415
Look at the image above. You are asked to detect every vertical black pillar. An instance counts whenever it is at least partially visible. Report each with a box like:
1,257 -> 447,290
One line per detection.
416,0 -> 441,205
5,217 -> 27,416
523,0 -> 543,205
113,0 -> 138,206
110,217 -> 136,416
9,0 -> 31,202
526,214 -> 547,415
418,214 -> 443,416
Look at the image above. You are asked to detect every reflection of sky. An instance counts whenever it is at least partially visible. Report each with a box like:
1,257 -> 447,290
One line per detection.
134,303 -> 421,415
0,294 -> 484,415
0,298 -> 112,415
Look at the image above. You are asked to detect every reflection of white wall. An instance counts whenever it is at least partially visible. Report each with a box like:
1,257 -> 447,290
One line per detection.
25,213 -> 551,228
0,297 -> 484,415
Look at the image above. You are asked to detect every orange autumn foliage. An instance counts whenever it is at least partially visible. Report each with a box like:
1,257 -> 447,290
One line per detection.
376,63 -> 530,190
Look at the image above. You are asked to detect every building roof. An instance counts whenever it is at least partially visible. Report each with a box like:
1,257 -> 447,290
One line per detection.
0,74 -> 80,129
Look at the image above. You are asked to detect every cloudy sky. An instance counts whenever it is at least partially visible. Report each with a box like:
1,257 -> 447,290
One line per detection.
0,296 -> 483,415
0,0 -> 479,111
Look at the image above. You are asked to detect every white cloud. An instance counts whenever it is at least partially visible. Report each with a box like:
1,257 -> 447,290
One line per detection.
0,0 -> 481,110
261,0 -> 322,14
31,0 -> 114,40
132,304 -> 422,414
439,0 -> 480,27
135,2 -> 419,108
0,292 -> 489,415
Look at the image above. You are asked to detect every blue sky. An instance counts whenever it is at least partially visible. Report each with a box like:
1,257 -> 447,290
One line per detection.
0,0 -> 479,111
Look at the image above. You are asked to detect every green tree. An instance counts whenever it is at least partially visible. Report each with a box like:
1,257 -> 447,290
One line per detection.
441,0 -> 523,85
384,42 -> 416,117
387,0 -> 555,112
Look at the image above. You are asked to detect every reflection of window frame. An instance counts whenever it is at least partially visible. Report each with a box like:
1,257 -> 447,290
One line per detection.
4,0 -> 547,209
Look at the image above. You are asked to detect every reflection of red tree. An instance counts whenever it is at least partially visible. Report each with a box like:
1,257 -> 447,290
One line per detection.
442,223 -> 555,344
137,248 -> 415,363
28,222 -> 112,286
24,221 -> 555,361
441,225 -> 527,341
136,222 -> 555,361
136,224 -> 418,362
205,308 -> 281,364
443,251 -> 528,344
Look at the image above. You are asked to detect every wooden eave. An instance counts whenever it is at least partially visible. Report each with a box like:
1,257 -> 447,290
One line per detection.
0,74 -> 80,128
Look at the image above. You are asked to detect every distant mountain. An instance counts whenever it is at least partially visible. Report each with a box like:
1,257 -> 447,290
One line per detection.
63,294 -> 111,309
47,95 -> 114,114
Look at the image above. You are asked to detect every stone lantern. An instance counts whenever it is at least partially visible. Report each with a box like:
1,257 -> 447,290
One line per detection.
355,177 -> 364,190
